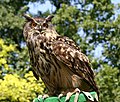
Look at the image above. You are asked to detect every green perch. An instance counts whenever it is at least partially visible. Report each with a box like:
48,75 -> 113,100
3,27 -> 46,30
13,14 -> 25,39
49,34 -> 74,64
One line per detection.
33,91 -> 97,102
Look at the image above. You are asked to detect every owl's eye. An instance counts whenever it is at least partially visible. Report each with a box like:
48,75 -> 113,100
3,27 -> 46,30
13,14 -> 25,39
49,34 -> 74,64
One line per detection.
31,22 -> 37,27
42,23 -> 48,28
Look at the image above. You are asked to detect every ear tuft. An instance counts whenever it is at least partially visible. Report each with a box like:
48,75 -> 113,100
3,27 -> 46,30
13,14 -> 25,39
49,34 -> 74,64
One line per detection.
23,14 -> 33,21
45,15 -> 54,22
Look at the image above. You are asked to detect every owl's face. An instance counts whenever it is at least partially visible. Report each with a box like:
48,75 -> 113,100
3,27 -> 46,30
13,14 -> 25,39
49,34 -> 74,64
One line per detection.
23,14 -> 54,39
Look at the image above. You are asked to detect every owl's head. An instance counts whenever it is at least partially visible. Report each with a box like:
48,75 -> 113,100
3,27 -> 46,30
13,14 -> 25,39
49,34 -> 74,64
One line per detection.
23,14 -> 54,39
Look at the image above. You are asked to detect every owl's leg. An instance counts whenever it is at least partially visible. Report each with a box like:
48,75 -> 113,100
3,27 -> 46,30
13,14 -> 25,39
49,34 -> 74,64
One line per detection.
65,88 -> 80,102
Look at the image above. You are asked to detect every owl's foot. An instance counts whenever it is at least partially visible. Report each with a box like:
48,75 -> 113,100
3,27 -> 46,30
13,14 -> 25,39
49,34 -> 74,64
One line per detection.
38,94 -> 49,101
65,88 -> 80,102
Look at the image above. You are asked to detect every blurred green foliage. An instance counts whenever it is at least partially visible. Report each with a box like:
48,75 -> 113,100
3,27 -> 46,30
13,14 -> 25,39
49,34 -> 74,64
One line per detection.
0,38 -> 15,77
0,39 -> 15,66
96,64 -> 120,102
0,0 -> 120,102
0,71 -> 45,102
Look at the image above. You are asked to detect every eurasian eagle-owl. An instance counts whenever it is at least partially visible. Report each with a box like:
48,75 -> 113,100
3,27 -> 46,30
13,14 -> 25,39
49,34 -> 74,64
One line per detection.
23,14 -> 99,102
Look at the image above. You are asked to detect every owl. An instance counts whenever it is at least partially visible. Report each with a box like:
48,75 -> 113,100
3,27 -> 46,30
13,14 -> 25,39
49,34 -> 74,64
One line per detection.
23,14 -> 99,102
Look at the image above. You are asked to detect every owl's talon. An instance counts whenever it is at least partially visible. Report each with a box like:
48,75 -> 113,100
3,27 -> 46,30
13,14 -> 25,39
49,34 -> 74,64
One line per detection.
57,93 -> 63,102
65,88 -> 81,102
58,93 -> 64,99
38,94 -> 49,101
43,94 -> 49,99
65,92 -> 74,102
38,95 -> 42,99
74,91 -> 80,102
94,92 -> 99,101
82,91 -> 94,101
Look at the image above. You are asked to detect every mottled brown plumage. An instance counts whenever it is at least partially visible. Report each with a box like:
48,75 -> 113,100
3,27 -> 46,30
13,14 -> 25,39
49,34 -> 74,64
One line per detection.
23,14 -> 99,101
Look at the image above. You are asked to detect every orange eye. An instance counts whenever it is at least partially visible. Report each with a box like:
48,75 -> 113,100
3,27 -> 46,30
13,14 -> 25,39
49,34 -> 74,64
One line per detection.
31,22 -> 37,27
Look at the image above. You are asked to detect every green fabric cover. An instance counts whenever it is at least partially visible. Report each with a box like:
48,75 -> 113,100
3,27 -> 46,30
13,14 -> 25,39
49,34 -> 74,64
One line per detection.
33,92 -> 96,102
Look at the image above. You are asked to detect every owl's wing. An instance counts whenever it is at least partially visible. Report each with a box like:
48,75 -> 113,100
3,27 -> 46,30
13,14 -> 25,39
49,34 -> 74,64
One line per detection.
50,36 -> 98,92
